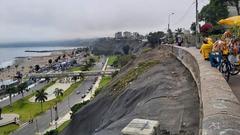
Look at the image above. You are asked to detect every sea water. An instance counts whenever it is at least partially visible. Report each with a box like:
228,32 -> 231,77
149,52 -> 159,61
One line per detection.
0,46 -> 77,68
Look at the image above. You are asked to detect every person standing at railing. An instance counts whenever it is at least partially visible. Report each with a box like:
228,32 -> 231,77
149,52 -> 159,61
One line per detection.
200,38 -> 213,60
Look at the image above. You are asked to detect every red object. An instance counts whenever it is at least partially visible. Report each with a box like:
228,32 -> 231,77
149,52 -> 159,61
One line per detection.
200,23 -> 213,33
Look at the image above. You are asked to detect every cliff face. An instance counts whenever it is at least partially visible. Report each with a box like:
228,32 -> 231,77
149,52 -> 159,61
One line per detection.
62,48 -> 200,135
91,38 -> 145,55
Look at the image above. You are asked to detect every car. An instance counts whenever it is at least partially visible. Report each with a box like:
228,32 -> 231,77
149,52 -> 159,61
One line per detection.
81,94 -> 86,98
76,90 -> 81,95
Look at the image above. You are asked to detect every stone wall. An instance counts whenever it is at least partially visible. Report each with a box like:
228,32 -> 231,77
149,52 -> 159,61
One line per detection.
162,45 -> 240,135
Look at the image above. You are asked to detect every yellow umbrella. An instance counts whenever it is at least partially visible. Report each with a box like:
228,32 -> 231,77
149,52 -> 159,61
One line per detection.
218,16 -> 240,26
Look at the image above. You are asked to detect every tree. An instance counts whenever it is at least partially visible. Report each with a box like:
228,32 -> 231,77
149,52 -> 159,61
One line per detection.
6,86 -> 16,108
175,28 -> 183,35
227,0 -> 240,15
199,0 -> 229,25
147,31 -> 165,47
190,22 -> 200,34
7,66 -> 11,73
15,65 -> 18,72
29,66 -> 33,73
35,65 -> 40,72
18,82 -> 28,98
72,76 -> 78,82
35,89 -> 48,112
200,23 -> 213,37
48,59 -> 53,65
53,88 -> 64,100
122,45 -> 130,55
53,88 -> 63,122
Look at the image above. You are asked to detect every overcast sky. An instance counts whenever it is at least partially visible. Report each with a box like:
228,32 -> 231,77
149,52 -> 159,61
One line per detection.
0,0 -> 208,43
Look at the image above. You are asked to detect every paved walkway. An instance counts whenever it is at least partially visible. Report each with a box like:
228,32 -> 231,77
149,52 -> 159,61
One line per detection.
29,81 -> 72,102
228,75 -> 240,100
0,114 -> 19,127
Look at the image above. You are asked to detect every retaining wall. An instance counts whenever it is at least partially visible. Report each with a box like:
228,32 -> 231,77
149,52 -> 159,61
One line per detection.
162,45 -> 240,135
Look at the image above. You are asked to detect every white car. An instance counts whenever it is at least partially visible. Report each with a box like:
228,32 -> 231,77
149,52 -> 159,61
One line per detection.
76,90 -> 81,95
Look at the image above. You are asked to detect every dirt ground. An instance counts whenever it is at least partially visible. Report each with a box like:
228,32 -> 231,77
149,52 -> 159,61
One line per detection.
62,48 -> 200,135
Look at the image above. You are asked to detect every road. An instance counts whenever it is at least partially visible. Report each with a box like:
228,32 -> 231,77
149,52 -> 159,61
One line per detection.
13,56 -> 106,135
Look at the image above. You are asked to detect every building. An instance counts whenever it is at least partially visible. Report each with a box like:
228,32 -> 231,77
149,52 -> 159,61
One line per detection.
115,32 -> 123,39
123,31 -> 132,39
132,32 -> 140,40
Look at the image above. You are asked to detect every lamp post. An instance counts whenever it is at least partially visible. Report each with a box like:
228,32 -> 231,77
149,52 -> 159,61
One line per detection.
168,12 -> 175,31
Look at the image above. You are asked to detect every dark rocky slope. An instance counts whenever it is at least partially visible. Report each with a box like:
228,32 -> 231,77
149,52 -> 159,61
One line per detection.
62,48 -> 200,135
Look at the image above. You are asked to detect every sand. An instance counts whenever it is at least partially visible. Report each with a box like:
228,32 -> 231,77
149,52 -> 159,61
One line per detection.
0,50 -> 73,81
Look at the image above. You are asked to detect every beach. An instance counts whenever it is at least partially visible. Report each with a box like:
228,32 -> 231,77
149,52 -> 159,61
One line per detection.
0,49 -> 73,81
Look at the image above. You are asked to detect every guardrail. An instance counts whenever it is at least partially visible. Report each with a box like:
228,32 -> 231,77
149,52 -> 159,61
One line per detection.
29,69 -> 120,78
162,45 -> 240,135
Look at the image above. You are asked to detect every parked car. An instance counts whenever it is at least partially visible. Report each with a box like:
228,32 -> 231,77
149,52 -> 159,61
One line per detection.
76,90 -> 81,95
81,94 -> 86,98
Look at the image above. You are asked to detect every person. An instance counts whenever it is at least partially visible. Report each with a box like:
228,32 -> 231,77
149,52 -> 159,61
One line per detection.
176,35 -> 183,46
209,39 -> 225,67
200,38 -> 213,60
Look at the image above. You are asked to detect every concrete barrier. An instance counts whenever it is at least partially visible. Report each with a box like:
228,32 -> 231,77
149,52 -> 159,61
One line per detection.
162,45 -> 240,135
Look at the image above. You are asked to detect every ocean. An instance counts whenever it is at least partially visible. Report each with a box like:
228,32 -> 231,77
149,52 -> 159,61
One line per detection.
0,46 -> 77,68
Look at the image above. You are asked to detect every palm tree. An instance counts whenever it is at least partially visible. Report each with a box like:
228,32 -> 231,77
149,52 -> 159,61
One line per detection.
53,88 -> 64,121
35,89 -> 48,112
53,88 -> 64,100
6,86 -> 16,109
15,65 -> 18,72
21,66 -> 25,72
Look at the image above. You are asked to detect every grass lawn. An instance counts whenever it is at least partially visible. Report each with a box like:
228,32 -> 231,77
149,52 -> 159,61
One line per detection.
2,80 -> 82,123
99,76 -> 111,88
0,124 -> 19,135
107,56 -> 118,66
94,76 -> 112,97
57,120 -> 71,133
68,66 -> 83,72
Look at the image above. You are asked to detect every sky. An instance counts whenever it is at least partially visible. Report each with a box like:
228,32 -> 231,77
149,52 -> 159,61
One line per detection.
0,0 -> 208,43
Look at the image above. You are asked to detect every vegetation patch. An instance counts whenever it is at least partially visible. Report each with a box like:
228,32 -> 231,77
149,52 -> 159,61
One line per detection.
94,76 -> 112,97
2,81 -> 82,122
107,55 -> 118,66
57,120 -> 71,133
110,55 -> 135,68
0,124 -> 19,135
142,48 -> 152,53
44,120 -> 71,135
112,60 -> 159,92
71,100 -> 90,115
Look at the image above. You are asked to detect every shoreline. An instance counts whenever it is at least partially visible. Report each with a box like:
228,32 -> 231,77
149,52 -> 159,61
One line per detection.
0,48 -> 75,81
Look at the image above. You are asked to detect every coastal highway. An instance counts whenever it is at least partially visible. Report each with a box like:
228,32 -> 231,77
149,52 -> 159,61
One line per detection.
13,56 -> 106,135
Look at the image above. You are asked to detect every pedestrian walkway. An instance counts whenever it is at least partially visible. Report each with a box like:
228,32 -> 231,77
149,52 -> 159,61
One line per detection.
0,113 -> 19,127
29,81 -> 72,102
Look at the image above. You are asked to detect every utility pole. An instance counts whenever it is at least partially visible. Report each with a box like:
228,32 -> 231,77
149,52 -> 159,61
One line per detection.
168,12 -> 175,31
196,0 -> 200,48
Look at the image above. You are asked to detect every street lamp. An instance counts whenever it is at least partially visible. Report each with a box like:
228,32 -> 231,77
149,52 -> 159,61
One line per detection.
168,12 -> 175,31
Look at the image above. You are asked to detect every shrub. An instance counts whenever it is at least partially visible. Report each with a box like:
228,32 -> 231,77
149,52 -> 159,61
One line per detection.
71,100 -> 90,115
